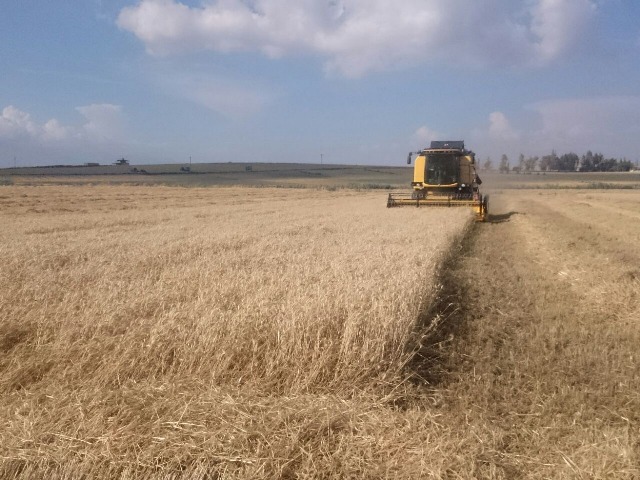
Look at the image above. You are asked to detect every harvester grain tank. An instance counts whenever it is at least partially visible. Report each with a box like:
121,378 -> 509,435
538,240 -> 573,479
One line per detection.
387,141 -> 488,221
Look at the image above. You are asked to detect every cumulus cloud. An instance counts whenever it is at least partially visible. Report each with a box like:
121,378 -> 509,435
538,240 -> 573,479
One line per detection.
0,106 -> 39,138
0,104 -> 128,166
530,0 -> 596,63
413,125 -> 442,146
42,119 -> 73,141
488,111 -> 520,141
529,96 -> 640,154
472,97 -> 640,160
0,104 -> 125,143
118,0 -> 597,77
76,103 -> 125,140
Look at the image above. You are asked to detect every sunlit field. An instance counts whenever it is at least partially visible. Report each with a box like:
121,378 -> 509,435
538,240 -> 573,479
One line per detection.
0,185 -> 471,478
2,180 -> 639,478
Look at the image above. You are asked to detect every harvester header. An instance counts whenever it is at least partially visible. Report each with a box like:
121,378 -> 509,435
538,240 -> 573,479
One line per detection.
388,140 -> 488,221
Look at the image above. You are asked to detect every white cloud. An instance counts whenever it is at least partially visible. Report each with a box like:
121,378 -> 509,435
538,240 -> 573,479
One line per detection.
160,73 -> 272,119
42,119 -> 72,141
118,0 -> 597,77
488,111 -> 519,140
0,106 -> 39,138
0,104 -> 125,143
76,103 -> 125,141
413,125 -> 442,146
0,104 -> 128,166
529,96 -> 640,154
472,97 -> 640,160
530,0 -> 596,63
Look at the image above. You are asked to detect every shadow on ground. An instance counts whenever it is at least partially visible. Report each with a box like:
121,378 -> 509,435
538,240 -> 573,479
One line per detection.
488,211 -> 520,224
407,223 -> 479,387
407,202 -> 520,388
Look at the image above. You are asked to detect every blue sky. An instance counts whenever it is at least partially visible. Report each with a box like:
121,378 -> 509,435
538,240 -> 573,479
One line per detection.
1,0 -> 639,167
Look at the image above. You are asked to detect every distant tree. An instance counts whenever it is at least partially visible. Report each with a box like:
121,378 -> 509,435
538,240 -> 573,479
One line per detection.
539,155 -> 550,171
580,151 -> 595,171
617,159 -> 634,172
592,152 -> 604,171
601,157 -> 618,171
540,150 -> 557,171
483,157 -> 493,171
524,156 -> 539,172
581,152 -> 605,171
581,152 -> 606,171
573,151 -> 632,172
499,154 -> 510,174
518,153 -> 525,174
558,152 -> 579,171
549,150 -> 560,170
527,150 -> 635,173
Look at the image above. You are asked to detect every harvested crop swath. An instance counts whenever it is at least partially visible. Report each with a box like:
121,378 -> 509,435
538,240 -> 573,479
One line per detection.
0,185 -> 471,478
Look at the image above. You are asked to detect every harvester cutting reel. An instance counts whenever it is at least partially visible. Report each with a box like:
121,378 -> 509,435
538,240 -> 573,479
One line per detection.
387,191 -> 489,222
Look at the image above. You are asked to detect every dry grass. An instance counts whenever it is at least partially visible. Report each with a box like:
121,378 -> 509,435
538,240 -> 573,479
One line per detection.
0,185 -> 471,478
434,189 -> 640,478
3,184 -> 638,478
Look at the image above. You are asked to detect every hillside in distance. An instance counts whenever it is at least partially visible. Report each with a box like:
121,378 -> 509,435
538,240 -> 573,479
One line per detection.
2,162 -> 639,190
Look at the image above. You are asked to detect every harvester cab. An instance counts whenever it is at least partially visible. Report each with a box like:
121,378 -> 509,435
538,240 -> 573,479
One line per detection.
387,140 -> 488,221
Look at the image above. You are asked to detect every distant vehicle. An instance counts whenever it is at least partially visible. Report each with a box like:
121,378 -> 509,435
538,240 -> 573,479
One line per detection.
84,162 -> 100,167
387,140 -> 488,221
114,158 -> 129,166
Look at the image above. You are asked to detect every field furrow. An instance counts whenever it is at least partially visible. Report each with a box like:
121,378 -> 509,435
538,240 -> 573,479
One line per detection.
433,191 -> 640,478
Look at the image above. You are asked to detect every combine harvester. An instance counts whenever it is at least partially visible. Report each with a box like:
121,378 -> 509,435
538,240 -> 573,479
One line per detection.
387,140 -> 488,221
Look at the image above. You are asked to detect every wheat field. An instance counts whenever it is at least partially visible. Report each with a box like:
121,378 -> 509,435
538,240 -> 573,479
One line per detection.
0,185 -> 472,478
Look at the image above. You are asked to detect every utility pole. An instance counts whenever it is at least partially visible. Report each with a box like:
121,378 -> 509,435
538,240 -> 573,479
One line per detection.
189,155 -> 192,165
14,156 -> 17,168
320,153 -> 323,169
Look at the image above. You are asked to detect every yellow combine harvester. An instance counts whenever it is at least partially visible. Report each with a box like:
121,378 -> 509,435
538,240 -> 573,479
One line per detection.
387,140 -> 488,221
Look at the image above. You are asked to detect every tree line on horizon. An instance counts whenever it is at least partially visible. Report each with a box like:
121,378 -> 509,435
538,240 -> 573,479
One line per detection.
482,151 -> 637,173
